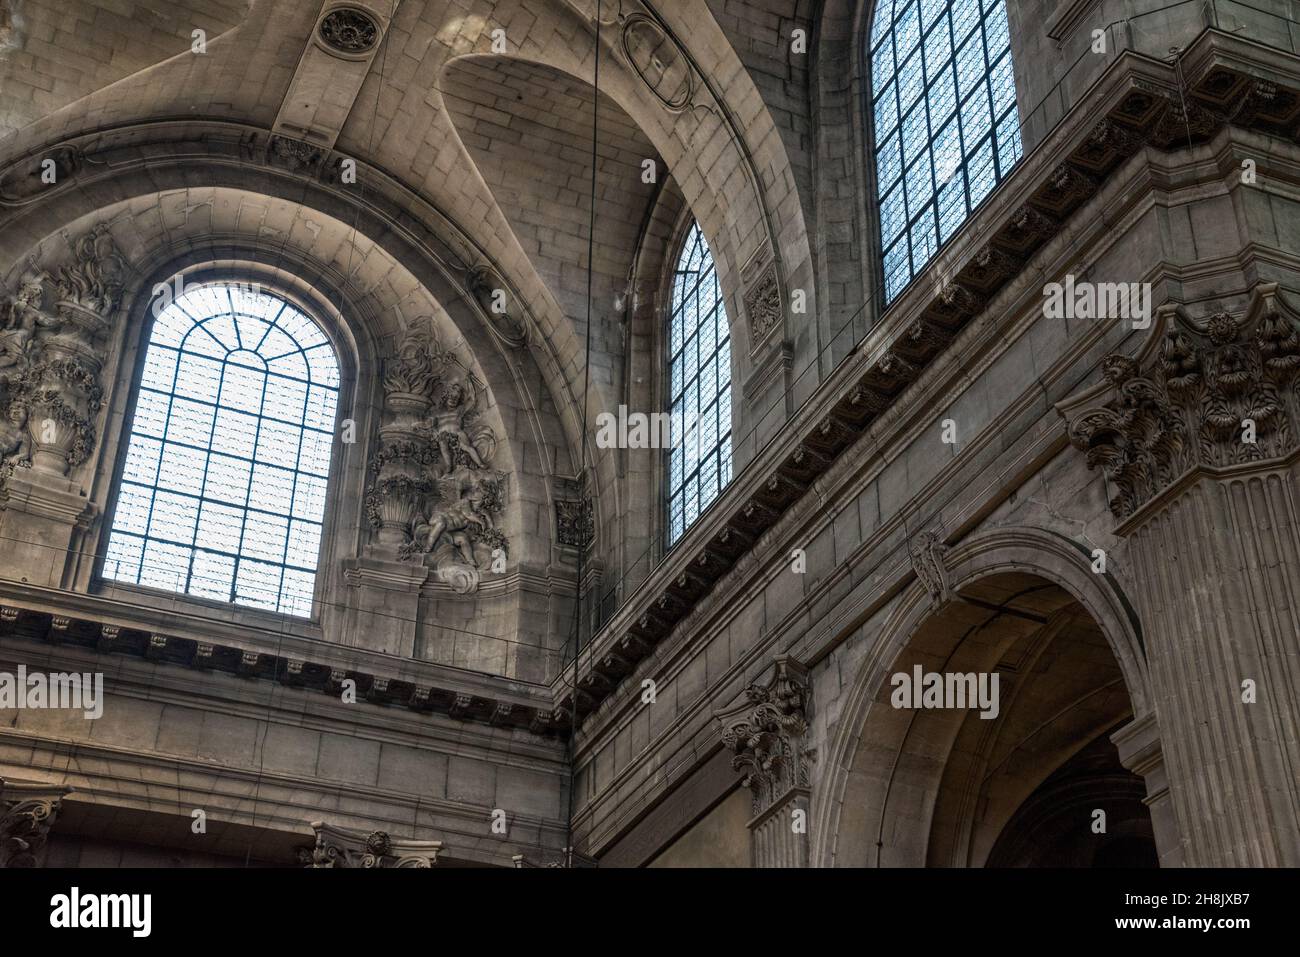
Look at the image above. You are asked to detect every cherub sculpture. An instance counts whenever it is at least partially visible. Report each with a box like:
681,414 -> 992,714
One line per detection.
0,272 -> 47,374
0,403 -> 32,472
429,379 -> 487,472
409,473 -> 496,567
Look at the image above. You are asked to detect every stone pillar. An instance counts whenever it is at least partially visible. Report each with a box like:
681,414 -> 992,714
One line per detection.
1061,284 -> 1300,866
716,655 -> 813,868
297,821 -> 442,868
0,778 -> 72,868
1111,714 -> 1184,867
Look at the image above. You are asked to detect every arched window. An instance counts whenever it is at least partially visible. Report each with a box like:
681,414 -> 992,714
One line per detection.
103,284 -> 341,618
666,221 -> 732,547
870,0 -> 1023,303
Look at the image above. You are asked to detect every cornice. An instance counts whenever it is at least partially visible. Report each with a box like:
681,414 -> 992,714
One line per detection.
2,730 -> 568,864
0,581 -> 560,737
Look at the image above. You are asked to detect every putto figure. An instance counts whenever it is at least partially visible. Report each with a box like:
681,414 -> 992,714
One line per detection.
430,380 -> 487,471
0,402 -> 31,473
0,273 -> 48,375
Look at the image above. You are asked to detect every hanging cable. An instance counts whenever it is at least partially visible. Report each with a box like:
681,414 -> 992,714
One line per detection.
562,0 -> 603,868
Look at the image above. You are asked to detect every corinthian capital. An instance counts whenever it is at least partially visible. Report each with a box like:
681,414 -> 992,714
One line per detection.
1058,284 -> 1300,520
297,821 -> 442,868
715,656 -> 813,818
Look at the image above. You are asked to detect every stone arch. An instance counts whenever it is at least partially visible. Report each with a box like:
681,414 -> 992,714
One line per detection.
436,0 -> 817,440
812,524 -> 1154,868
0,178 -> 573,681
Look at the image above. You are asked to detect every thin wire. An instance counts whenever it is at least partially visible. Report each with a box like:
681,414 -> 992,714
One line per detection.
563,0 -> 603,867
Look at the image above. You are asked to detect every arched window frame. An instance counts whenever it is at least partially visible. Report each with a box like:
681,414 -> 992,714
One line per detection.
663,216 -> 733,549
868,0 -> 1024,305
97,275 -> 352,621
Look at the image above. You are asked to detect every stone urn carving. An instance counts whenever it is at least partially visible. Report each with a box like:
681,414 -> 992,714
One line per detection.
0,223 -> 124,481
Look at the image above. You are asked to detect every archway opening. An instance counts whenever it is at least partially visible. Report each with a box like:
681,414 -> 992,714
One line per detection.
845,570 -> 1155,867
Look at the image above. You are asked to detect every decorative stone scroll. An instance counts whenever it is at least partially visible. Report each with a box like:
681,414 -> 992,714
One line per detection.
0,223 -> 125,486
365,320 -> 509,594
0,778 -> 72,868
1061,283 -> 1300,520
297,822 -> 442,868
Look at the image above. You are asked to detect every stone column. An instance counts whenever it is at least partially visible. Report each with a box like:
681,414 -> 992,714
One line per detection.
0,777 -> 72,868
716,655 -> 813,868
1061,285 -> 1300,866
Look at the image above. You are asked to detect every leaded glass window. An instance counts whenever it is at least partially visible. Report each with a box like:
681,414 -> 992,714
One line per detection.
103,284 -> 340,618
871,0 -> 1023,303
667,221 -> 732,547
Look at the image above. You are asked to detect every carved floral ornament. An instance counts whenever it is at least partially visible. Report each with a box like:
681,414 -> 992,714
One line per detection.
743,263 -> 782,351
0,222 -> 126,485
365,320 -> 510,594
909,529 -> 951,609
715,656 -> 813,817
1059,283 -> 1300,521
317,6 -> 381,56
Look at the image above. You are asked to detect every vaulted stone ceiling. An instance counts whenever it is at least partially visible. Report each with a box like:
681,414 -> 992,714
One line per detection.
441,54 -> 664,398
0,0 -> 818,501
0,0 -> 250,139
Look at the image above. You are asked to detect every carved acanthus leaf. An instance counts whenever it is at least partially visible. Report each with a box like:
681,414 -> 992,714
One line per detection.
715,656 -> 812,817
1062,284 -> 1300,519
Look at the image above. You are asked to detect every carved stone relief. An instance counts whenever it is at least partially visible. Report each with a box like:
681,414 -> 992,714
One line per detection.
619,12 -> 695,112
0,147 -> 81,205
909,528 -> 951,609
1062,284 -> 1300,520
556,498 -> 593,549
466,264 -> 527,348
365,320 -> 509,593
0,223 -> 124,487
743,262 -> 782,350
317,7 -> 380,56
0,778 -> 71,868
716,656 -> 813,818
297,822 -> 441,868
